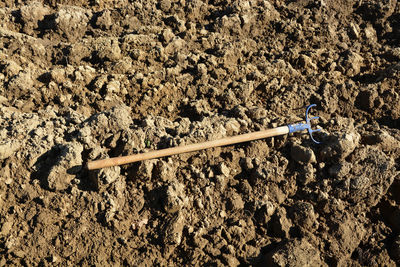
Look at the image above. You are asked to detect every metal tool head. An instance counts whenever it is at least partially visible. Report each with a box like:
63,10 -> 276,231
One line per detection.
287,104 -> 321,144
305,104 -> 321,144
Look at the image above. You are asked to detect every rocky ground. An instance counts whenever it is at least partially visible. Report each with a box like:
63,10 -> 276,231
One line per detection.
0,0 -> 399,266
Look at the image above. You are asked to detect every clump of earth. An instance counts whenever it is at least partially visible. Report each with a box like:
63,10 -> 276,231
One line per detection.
0,0 -> 399,266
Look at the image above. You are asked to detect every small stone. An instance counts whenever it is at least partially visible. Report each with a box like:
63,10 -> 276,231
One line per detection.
320,126 -> 360,161
195,198 -> 204,209
7,71 -> 33,92
95,37 -> 122,61
220,210 -> 227,218
225,119 -> 241,135
3,60 -> 22,76
55,6 -> 90,41
219,163 -> 230,176
50,254 -> 59,263
165,37 -> 186,54
344,51 -> 364,76
5,177 -> 12,185
364,25 -> 377,42
265,201 -> 276,217
349,23 -> 360,39
291,144 -> 316,164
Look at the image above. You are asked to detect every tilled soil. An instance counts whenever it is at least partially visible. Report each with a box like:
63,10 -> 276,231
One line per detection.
0,0 -> 400,266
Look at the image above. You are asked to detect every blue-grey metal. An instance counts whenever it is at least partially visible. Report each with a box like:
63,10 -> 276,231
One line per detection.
287,104 -> 321,144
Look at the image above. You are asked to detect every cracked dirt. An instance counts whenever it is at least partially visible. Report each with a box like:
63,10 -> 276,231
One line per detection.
0,0 -> 400,266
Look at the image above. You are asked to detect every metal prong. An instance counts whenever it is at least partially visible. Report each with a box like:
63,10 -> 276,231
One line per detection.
309,134 -> 321,144
304,104 -> 322,144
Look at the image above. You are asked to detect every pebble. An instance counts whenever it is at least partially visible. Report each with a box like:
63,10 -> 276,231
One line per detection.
218,163 -> 230,176
349,23 -> 360,39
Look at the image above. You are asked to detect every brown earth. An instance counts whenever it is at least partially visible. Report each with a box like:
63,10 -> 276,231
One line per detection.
0,0 -> 400,266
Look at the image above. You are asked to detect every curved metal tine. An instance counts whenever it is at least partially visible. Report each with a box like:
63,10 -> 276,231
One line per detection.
305,104 -> 322,144
309,132 -> 321,144
305,105 -> 316,121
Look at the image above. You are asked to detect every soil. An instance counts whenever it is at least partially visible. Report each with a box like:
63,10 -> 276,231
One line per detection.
0,0 -> 400,266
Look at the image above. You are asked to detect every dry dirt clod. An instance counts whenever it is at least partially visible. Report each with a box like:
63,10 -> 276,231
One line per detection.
46,142 -> 83,191
55,6 -> 90,42
20,2 -> 51,35
163,181 -> 188,214
320,118 -> 361,161
163,212 -> 185,257
95,9 -> 113,30
328,162 -> 351,178
226,191 -> 244,211
0,140 -> 20,160
263,238 -> 327,267
290,144 -> 316,164
270,206 -> 292,238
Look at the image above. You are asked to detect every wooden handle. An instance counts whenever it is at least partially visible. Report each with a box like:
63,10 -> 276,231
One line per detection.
87,126 -> 289,170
